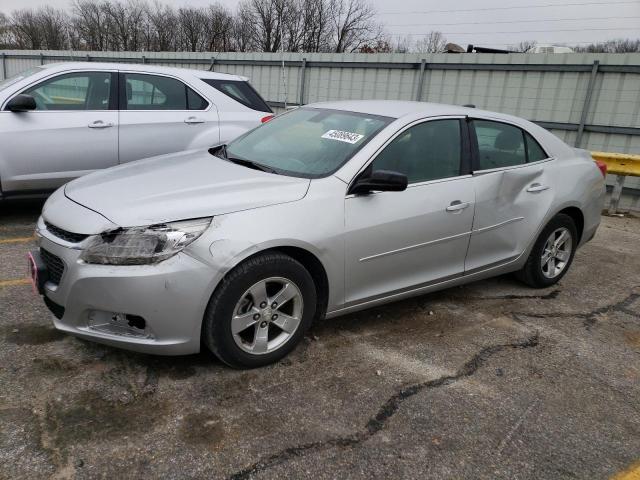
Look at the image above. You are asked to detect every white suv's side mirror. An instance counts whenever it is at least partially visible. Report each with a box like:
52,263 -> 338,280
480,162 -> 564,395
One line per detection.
6,94 -> 36,112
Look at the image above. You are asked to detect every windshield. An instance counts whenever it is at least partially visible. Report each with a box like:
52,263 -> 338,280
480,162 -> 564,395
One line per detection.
0,67 -> 45,93
225,108 -> 393,178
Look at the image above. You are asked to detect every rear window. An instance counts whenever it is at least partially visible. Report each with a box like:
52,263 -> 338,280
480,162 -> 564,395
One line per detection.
203,79 -> 272,113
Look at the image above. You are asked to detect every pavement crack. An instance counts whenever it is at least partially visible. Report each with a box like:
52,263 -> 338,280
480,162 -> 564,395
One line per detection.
227,332 -> 540,480
514,290 -> 640,330
468,290 -> 560,301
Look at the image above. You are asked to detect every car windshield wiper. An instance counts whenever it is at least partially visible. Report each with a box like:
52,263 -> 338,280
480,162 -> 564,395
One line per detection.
226,156 -> 278,174
210,145 -> 278,174
225,147 -> 278,174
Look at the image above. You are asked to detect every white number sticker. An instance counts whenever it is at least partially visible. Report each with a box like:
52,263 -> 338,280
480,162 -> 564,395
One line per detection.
321,130 -> 364,144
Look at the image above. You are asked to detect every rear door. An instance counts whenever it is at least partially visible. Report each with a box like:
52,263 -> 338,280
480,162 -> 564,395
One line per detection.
465,118 -> 555,272
118,72 -> 219,164
0,70 -> 117,193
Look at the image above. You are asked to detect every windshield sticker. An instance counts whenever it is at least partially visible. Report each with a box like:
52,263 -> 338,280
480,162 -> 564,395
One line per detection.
321,130 -> 364,144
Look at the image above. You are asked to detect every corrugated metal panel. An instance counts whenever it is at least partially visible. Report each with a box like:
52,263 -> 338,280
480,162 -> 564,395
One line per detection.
1,50 -> 638,160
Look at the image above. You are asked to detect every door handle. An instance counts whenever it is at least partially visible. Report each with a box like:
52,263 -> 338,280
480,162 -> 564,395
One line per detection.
88,120 -> 114,129
446,201 -> 471,212
527,183 -> 550,193
184,116 -> 205,124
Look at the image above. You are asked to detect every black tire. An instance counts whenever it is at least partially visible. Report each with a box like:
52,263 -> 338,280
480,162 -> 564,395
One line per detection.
516,213 -> 578,288
202,252 -> 317,369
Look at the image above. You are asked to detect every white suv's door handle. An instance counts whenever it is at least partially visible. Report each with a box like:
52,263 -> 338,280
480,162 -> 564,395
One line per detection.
88,120 -> 114,129
527,183 -> 550,193
446,201 -> 471,212
184,116 -> 205,124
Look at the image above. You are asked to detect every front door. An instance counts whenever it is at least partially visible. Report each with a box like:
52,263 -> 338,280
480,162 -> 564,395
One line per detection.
0,70 -> 117,193
465,119 -> 555,272
344,118 -> 475,306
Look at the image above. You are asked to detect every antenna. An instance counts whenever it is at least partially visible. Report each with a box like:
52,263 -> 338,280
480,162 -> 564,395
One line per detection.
280,2 -> 288,110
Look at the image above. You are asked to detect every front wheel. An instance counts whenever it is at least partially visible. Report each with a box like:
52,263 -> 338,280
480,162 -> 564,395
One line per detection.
202,252 -> 317,368
516,213 -> 578,288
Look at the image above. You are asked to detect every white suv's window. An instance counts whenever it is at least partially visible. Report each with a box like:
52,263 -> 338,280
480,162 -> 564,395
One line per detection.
23,72 -> 111,111
123,73 -> 208,111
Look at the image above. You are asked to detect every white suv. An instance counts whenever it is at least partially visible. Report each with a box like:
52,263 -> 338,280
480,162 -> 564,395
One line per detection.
0,62 -> 273,198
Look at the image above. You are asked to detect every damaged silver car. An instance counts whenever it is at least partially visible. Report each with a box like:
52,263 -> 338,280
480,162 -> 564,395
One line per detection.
30,101 -> 606,368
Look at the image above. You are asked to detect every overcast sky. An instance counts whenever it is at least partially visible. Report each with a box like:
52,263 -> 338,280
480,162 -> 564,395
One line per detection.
2,0 -> 639,49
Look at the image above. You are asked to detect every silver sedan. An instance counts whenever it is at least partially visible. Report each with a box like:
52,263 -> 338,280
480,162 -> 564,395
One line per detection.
30,101 -> 606,368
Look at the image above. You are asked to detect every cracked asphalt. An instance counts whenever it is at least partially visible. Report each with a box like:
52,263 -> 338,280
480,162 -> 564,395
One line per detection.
1,200 -> 639,480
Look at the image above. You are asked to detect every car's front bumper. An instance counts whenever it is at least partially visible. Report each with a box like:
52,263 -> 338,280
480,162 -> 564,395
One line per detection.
34,223 -> 218,355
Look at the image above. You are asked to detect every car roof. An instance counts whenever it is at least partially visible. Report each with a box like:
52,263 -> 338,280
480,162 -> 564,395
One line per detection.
39,62 -> 248,81
304,99 -> 520,122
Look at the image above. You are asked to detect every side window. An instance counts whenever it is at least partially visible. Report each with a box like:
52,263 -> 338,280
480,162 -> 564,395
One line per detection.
123,74 -> 207,111
371,119 -> 462,184
23,72 -> 111,111
202,79 -> 272,113
473,120 -> 526,170
524,131 -> 548,162
187,88 -> 207,110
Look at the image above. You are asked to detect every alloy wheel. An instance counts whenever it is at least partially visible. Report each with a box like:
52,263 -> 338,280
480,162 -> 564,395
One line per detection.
541,227 -> 572,279
231,277 -> 304,355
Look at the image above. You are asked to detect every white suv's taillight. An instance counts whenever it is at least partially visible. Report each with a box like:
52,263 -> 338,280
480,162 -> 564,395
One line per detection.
595,160 -> 607,177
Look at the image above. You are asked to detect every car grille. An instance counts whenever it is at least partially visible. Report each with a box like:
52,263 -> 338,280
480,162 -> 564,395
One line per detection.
44,221 -> 89,243
44,296 -> 65,319
41,249 -> 65,286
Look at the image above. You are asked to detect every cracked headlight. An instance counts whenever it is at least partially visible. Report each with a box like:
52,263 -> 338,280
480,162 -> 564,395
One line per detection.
80,217 -> 212,265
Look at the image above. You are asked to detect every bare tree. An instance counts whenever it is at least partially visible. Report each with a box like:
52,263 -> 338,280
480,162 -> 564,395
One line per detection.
574,38 -> 640,53
241,0 -> 287,53
37,7 -> 71,50
72,0 -> 111,50
298,0 -> 331,52
144,0 -> 177,51
329,0 -> 383,53
414,31 -> 446,53
0,0 -> 389,53
232,3 -> 255,52
204,3 -> 234,52
0,12 -> 12,48
512,40 -> 537,52
10,9 -> 45,49
103,0 -> 146,51
177,7 -> 207,52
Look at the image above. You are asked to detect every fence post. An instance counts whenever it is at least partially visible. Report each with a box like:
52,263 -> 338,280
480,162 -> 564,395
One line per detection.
575,60 -> 599,148
298,58 -> 307,106
86,54 -> 90,62
415,59 -> 426,101
39,53 -> 44,65
608,175 -> 625,215
1,53 -> 6,80
142,55 -> 146,64
209,56 -> 215,72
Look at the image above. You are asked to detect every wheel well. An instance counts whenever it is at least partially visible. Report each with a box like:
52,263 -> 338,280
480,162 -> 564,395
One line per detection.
269,246 -> 329,323
558,207 -> 584,243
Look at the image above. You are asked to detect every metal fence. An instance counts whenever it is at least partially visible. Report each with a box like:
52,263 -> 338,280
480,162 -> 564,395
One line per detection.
2,49 -> 640,199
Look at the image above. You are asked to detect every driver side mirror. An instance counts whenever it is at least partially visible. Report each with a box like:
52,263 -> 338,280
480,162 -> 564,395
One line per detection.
349,169 -> 408,195
6,94 -> 36,112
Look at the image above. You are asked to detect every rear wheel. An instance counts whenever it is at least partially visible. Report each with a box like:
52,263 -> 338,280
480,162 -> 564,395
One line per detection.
202,252 -> 317,368
516,214 -> 578,288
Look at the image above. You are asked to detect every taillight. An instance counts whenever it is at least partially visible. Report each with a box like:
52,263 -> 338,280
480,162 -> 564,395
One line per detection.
595,160 -> 607,177
261,115 -> 274,123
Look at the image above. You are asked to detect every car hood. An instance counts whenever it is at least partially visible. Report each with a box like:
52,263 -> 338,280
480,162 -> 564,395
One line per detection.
64,150 -> 310,227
